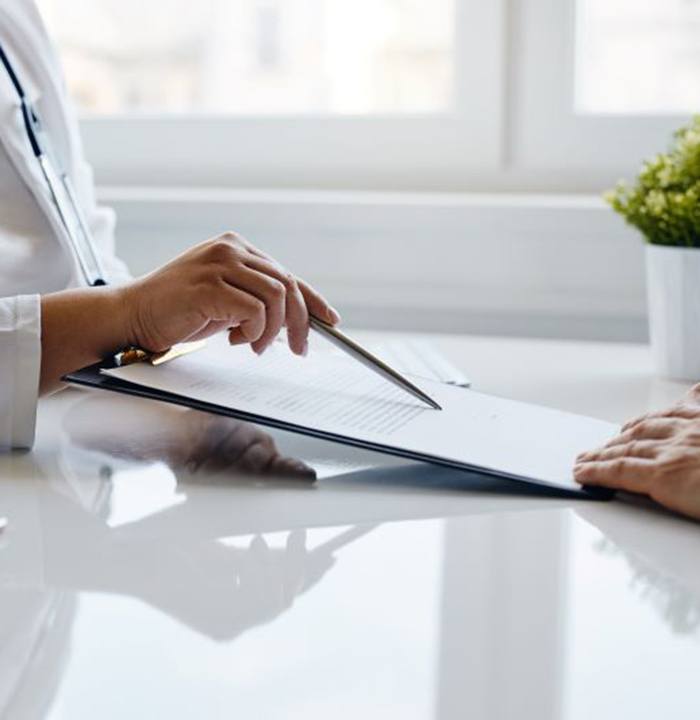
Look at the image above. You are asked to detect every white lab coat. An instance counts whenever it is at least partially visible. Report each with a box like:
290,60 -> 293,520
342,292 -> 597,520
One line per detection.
0,0 -> 130,450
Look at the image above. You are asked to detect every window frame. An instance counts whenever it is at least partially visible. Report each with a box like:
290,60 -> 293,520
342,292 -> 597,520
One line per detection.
73,0 -> 693,192
510,0 -> 691,183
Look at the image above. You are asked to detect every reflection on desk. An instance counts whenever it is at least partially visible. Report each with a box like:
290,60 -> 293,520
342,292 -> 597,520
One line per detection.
0,455 -> 373,717
0,393 -> 577,719
63,394 -> 317,481
579,502 -> 700,635
1,330 -> 700,720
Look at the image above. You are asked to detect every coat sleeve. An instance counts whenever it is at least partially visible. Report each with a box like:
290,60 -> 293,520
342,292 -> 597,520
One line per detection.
0,295 -> 41,450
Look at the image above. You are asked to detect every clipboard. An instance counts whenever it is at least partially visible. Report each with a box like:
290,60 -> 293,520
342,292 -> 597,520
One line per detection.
64,359 -> 615,501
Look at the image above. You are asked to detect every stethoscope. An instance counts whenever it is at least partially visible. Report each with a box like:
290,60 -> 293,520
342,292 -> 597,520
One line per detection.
0,42 -> 106,287
0,44 -> 208,366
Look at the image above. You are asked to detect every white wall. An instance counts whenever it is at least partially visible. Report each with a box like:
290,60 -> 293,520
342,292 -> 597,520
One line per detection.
105,188 -> 648,342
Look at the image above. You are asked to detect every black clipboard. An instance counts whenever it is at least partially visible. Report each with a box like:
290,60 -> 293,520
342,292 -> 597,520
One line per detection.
64,360 -> 614,501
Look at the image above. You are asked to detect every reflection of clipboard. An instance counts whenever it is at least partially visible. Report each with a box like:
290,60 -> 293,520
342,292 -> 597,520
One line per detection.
64,358 -> 615,501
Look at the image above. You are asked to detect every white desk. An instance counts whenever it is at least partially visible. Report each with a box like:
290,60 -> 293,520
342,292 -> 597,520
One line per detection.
1,332 -> 698,720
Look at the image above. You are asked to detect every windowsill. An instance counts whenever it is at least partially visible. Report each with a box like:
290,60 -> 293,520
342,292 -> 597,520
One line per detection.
101,186 -> 646,343
99,185 -> 607,210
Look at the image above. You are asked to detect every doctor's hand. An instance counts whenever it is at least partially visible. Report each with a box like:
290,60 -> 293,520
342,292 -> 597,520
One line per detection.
39,233 -> 340,394
574,384 -> 700,521
122,233 -> 340,356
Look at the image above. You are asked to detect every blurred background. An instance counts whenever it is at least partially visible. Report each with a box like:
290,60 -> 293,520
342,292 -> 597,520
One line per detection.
40,0 -> 454,115
38,0 -> 700,116
37,0 -> 700,340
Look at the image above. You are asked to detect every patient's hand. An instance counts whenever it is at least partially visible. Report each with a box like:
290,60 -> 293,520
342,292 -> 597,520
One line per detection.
574,385 -> 700,520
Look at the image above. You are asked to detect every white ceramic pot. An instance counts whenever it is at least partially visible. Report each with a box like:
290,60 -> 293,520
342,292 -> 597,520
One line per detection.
646,244 -> 700,380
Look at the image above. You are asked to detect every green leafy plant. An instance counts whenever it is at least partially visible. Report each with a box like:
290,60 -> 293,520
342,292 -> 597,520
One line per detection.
606,115 -> 700,246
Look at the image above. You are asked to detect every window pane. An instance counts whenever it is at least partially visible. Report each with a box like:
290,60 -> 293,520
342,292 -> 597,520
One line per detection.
37,0 -> 454,115
576,0 -> 700,114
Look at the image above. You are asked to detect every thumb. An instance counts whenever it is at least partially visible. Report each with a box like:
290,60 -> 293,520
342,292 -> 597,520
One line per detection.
228,325 -> 260,346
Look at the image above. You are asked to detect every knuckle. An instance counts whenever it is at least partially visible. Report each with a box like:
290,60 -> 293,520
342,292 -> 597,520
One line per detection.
679,403 -> 700,417
282,272 -> 298,290
657,447 -> 685,467
259,435 -> 276,452
220,230 -> 241,243
683,425 -> 700,440
632,440 -> 654,458
247,296 -> 265,315
629,423 -> 646,439
207,239 -> 235,262
622,416 -> 644,432
223,231 -> 249,253
269,279 -> 286,300
610,458 -> 628,475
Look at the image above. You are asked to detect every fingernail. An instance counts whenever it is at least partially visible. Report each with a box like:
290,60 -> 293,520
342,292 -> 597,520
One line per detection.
329,307 -> 341,324
292,461 -> 317,481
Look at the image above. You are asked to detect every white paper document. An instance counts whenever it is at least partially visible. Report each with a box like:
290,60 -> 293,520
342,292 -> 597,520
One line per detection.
103,337 -> 619,492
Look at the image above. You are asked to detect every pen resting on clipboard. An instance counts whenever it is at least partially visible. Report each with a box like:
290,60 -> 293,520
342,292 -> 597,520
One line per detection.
115,317 -> 442,411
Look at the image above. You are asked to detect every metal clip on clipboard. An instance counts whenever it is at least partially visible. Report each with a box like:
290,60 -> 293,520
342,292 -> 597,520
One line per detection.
114,341 -> 207,367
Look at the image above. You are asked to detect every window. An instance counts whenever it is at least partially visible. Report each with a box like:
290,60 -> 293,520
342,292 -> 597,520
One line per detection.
37,0 -> 693,191
511,0 -> 691,189
576,0 -> 700,115
37,0 -> 502,189
39,0 -> 454,116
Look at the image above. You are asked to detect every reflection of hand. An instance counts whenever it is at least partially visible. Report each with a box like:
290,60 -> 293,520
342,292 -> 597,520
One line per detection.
64,395 -> 316,480
577,505 -> 700,634
575,385 -> 700,520
172,411 -> 316,479
237,530 -> 335,622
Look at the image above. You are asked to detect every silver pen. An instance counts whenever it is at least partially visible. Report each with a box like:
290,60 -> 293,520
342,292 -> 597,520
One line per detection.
310,316 -> 442,410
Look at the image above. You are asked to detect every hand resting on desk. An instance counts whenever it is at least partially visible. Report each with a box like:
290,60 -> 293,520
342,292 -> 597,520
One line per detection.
39,233 -> 340,394
575,384 -> 700,521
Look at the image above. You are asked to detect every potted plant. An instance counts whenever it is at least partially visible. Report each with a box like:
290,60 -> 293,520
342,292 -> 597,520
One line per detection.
607,116 -> 700,380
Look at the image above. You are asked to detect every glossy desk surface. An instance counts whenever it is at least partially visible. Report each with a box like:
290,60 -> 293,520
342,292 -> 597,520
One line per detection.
1,332 -> 699,719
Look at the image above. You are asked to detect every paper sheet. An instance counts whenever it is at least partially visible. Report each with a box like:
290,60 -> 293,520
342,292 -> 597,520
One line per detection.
103,336 -> 619,491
